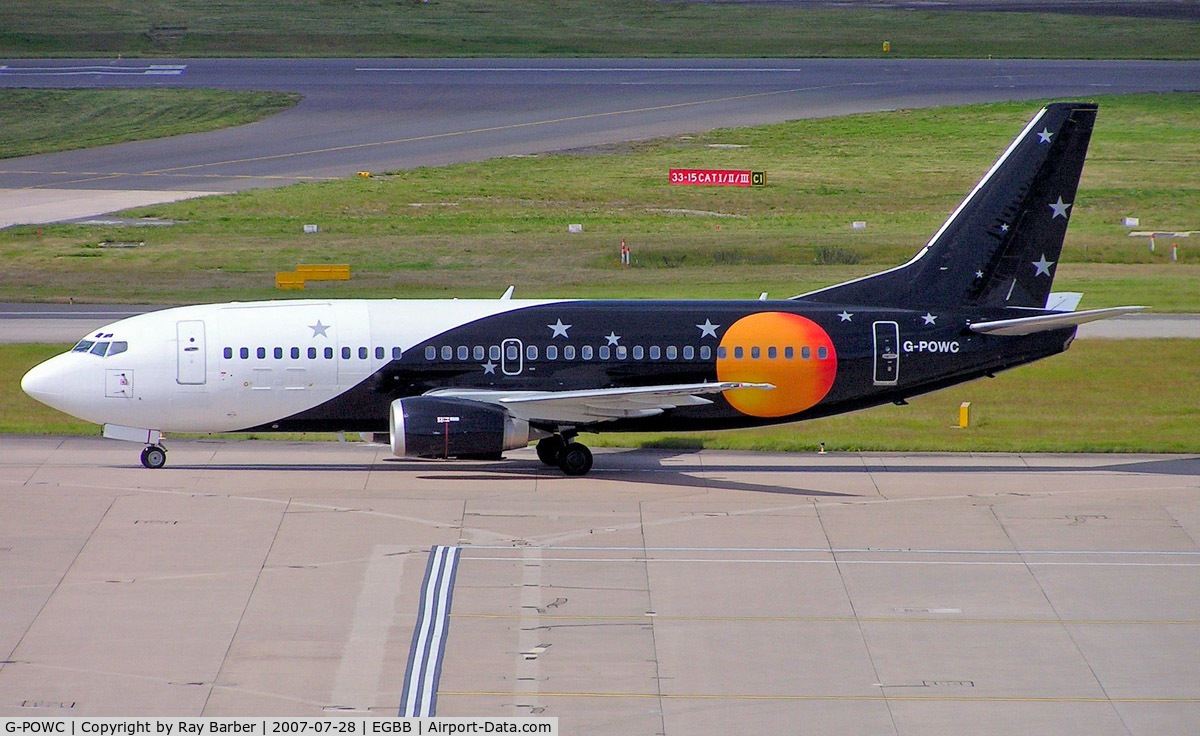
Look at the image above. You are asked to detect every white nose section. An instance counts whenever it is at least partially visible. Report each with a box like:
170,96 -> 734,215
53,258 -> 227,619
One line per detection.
22,354 -> 74,414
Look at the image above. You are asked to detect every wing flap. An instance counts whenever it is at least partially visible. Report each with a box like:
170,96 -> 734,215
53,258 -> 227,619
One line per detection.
969,306 -> 1146,336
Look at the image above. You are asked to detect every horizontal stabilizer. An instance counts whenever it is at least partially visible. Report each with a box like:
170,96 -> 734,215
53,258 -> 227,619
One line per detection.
969,306 -> 1146,336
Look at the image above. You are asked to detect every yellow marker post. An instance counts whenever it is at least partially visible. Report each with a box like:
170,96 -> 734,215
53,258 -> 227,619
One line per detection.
959,401 -> 971,428
883,41 -> 891,53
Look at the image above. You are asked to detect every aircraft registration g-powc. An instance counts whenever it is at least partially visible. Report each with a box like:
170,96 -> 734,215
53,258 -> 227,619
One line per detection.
23,102 -> 1141,475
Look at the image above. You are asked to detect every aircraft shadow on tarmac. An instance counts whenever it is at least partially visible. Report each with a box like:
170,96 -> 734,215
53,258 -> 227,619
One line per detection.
159,450 -> 1200,497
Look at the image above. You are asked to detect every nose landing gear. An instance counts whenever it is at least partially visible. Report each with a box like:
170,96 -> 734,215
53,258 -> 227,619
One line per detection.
535,434 -> 593,476
140,444 -> 167,469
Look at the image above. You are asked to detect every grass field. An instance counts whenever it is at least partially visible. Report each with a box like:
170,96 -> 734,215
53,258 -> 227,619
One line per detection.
1,94 -> 1196,309
6,340 -> 1198,452
0,1 -> 1196,59
0,89 -> 300,160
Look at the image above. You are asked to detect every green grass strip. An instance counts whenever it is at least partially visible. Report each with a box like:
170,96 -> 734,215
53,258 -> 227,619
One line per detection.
0,2 -> 1196,59
0,88 -> 300,159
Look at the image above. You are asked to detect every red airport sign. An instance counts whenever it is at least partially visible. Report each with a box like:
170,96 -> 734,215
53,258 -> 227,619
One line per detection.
669,169 -> 765,187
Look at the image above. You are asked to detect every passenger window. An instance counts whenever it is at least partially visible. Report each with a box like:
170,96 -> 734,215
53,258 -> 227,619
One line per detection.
291,347 -> 300,359
425,346 -> 436,360
274,347 -> 283,359
90,342 -> 109,356
700,346 -> 711,360
802,346 -> 812,359
717,347 -> 727,359
546,345 -> 558,360
768,347 -> 777,359
308,347 -> 317,359
359,347 -> 369,360
240,347 -> 249,359
224,347 -> 233,360
581,345 -> 593,360
258,347 -> 266,359
650,346 -> 661,360
784,346 -> 794,359
599,346 -> 611,360
490,345 -> 501,361
506,343 -> 519,361
818,346 -> 828,360
393,347 -> 403,360
751,347 -> 760,359
375,347 -> 384,360
343,347 -> 352,360
633,346 -> 644,360
473,346 -> 484,360
683,346 -> 694,360
527,345 -> 538,361
734,347 -> 744,359
564,345 -> 576,360
616,346 -> 627,360
441,346 -> 453,361
325,347 -> 334,359
458,346 -> 469,360
73,340 -> 95,353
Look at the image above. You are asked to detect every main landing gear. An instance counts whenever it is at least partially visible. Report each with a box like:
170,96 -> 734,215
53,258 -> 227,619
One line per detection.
536,435 -> 593,477
140,444 -> 167,469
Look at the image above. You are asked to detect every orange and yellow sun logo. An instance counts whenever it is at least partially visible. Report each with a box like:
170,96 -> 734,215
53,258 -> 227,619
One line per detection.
716,312 -> 838,418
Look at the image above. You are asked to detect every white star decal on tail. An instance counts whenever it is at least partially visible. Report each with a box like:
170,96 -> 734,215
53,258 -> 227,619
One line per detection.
1049,196 -> 1072,219
1032,254 -> 1055,277
922,313 -> 937,325
548,319 -> 571,338
696,319 -> 720,338
1038,128 -> 1053,144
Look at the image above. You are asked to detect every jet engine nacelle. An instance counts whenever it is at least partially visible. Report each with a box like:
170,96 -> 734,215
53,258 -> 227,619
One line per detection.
389,396 -> 531,459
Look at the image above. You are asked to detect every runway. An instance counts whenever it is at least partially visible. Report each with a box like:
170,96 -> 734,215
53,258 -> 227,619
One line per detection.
2,58 -> 1199,225
1,437 -> 1198,733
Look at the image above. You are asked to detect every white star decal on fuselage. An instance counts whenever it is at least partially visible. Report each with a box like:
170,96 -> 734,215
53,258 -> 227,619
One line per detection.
605,332 -> 621,346
1038,128 -> 1053,144
696,319 -> 720,338
482,360 -> 497,375
308,320 -> 330,338
1000,223 -> 1009,233
548,319 -> 571,338
922,313 -> 937,325
838,311 -> 853,322
1049,196 -> 1072,219
976,270 -> 985,279
1032,254 -> 1055,277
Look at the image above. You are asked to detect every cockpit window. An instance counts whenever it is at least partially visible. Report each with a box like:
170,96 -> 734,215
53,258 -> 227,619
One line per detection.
108,341 -> 128,357
89,342 -> 110,356
72,340 -> 95,353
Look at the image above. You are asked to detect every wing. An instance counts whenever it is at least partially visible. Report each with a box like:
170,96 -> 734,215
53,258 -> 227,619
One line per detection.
425,382 -> 774,425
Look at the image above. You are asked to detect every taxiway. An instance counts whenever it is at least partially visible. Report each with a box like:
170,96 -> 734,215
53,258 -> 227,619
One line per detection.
1,438 -> 1197,733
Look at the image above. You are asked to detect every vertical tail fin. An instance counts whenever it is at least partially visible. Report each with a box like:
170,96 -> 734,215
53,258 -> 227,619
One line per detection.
798,102 -> 1098,309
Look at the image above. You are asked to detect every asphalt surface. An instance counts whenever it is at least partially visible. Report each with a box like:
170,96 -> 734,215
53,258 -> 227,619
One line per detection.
2,58 -> 1199,197
3,440 -> 1198,732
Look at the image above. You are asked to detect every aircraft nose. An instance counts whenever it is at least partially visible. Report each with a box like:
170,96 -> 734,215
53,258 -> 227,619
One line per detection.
22,354 -> 71,410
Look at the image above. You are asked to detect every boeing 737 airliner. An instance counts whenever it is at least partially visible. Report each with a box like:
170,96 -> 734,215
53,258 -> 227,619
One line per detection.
22,102 -> 1141,475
